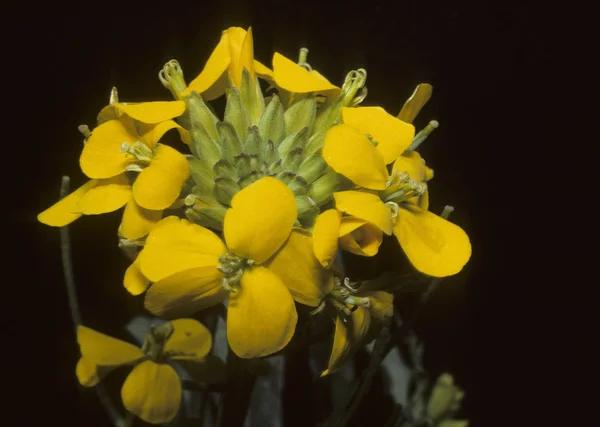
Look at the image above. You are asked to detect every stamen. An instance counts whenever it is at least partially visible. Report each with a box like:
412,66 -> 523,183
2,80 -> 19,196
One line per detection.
341,69 -> 368,106
109,87 -> 119,105
78,124 -> 91,138
408,120 -> 439,151
343,277 -> 359,294
120,141 -> 153,163
385,201 -> 400,220
297,47 -> 312,71
184,194 -> 198,207
309,300 -> 327,315
118,238 -> 145,248
344,296 -> 371,308
441,205 -> 455,220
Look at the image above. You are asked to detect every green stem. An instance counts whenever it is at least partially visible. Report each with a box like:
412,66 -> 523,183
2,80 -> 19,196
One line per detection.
59,176 -> 125,427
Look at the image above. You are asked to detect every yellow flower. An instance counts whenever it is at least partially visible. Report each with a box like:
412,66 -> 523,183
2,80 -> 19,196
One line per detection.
140,177 -> 324,358
38,175 -> 163,244
331,152 -> 471,278
80,115 -> 189,211
271,51 -> 340,94
76,319 -> 213,424
312,209 -> 383,269
184,27 -> 273,100
320,277 -> 394,376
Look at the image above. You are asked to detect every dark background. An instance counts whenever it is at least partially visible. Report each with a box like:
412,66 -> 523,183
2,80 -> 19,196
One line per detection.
9,0 -> 558,426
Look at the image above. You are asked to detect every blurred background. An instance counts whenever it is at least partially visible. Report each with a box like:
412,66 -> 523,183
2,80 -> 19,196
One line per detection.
9,0 -> 555,425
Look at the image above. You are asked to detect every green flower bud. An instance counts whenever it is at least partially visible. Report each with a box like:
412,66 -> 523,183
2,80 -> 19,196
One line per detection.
284,94 -> 316,136
217,121 -> 243,164
244,125 -> 262,155
295,194 -> 319,226
214,177 -> 240,206
297,148 -> 327,184
261,140 -> 279,168
190,127 -> 222,167
276,171 -> 296,185
268,159 -> 282,175
188,157 -> 214,192
213,159 -> 239,181
287,175 -> 308,196
312,97 -> 343,137
224,88 -> 251,141
277,127 -> 308,159
238,170 -> 263,188
233,153 -> 253,178
186,91 -> 219,141
240,68 -> 265,124
427,374 -> 465,423
304,130 -> 326,159
258,94 -> 285,147
281,147 -> 303,172
185,205 -> 226,231
308,169 -> 352,206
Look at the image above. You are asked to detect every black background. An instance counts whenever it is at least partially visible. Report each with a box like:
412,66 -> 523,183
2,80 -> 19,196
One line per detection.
9,0 -> 559,426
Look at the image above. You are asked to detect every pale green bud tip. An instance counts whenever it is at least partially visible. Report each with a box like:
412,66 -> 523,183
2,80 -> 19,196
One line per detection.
344,295 -> 371,308
159,59 -> 187,98
109,87 -> 119,104
441,205 -> 454,220
78,124 -> 91,138
184,194 -> 198,206
409,120 -> 440,151
298,47 -> 310,68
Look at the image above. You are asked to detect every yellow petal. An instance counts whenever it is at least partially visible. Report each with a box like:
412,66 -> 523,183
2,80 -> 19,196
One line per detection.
114,101 -> 186,124
132,144 -> 189,211
397,83 -> 433,124
342,106 -> 415,164
140,216 -> 226,282
80,119 -> 138,179
77,174 -> 131,215
124,256 -> 151,296
118,196 -> 163,240
392,151 -> 427,183
144,266 -> 226,318
338,217 -> 383,257
121,360 -> 181,424
361,291 -> 394,319
227,267 -> 297,358
322,307 -> 371,376
394,204 -> 471,277
37,180 -> 97,227
77,325 -> 144,364
323,124 -> 389,190
254,60 -> 273,79
266,229 -> 329,307
333,191 -> 392,235
184,33 -> 231,97
164,318 -> 212,361
76,325 -> 144,386
312,209 -> 342,268
138,119 -> 189,149
230,27 -> 255,88
272,52 -> 340,93
224,177 -> 296,264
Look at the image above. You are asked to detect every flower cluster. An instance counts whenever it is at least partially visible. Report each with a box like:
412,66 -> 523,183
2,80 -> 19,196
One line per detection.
39,27 -> 471,424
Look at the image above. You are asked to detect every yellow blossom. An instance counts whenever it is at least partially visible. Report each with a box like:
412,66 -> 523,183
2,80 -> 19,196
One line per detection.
80,115 -> 189,211
320,278 -> 394,376
184,27 -> 273,100
312,209 -> 383,268
271,51 -> 340,94
140,177 -> 324,358
76,319 -> 213,424
331,152 -> 471,278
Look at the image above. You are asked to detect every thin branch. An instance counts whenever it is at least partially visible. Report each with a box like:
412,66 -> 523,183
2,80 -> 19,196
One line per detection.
58,176 -> 126,427
324,318 -> 392,427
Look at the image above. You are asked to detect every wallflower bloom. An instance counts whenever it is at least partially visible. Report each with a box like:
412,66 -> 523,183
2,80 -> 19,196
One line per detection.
76,319 -> 212,424
331,152 -> 471,277
184,26 -> 272,100
140,177 -> 323,358
80,112 -> 189,211
320,277 -> 394,376
312,209 -> 383,269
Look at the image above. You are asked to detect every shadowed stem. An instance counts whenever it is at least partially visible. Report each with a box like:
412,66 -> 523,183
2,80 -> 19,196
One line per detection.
217,346 -> 257,427
59,176 -> 126,427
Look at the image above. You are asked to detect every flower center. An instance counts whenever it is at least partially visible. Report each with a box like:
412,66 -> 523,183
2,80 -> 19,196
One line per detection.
380,171 -> 427,203
320,276 -> 371,318
217,252 -> 255,292
142,322 -> 174,363
120,140 -> 154,169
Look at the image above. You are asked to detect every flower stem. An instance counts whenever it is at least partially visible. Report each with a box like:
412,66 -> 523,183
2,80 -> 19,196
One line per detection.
217,347 -> 257,427
58,175 -> 125,427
